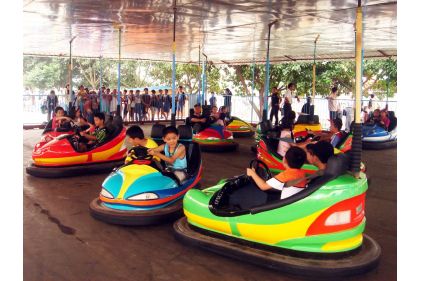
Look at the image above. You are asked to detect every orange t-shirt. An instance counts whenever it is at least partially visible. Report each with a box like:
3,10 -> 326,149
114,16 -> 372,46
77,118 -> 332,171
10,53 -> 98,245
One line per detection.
274,168 -> 307,188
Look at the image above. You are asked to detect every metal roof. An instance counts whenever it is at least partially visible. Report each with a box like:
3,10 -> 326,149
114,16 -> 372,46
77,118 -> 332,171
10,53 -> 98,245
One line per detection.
23,0 -> 397,64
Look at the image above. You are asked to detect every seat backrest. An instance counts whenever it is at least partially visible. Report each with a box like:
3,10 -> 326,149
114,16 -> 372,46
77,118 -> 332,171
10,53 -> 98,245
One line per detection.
184,142 -> 201,176
177,125 -> 193,141
258,120 -> 272,134
151,124 -> 166,141
388,111 -> 397,131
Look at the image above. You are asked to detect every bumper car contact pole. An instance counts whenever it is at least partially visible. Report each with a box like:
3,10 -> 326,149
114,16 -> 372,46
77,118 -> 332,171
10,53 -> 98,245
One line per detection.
99,55 -> 102,111
202,53 -> 208,105
312,34 -> 320,103
68,35 -> 76,116
197,45 -> 201,105
117,27 -> 121,116
351,0 -> 363,177
263,20 -> 277,121
171,0 -> 177,126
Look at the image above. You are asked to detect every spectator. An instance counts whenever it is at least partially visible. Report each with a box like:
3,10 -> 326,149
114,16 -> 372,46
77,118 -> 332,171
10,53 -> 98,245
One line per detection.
135,89 -> 142,122
122,90 -> 128,120
223,88 -> 233,118
141,88 -> 151,121
162,89 -> 171,120
209,92 -> 217,107
283,83 -> 296,118
151,89 -> 160,121
46,90 -> 58,122
128,90 -> 135,122
91,91 -> 99,114
177,86 -> 186,119
110,89 -> 118,116
269,87 -> 281,125
327,86 -> 339,120
105,88 -> 112,115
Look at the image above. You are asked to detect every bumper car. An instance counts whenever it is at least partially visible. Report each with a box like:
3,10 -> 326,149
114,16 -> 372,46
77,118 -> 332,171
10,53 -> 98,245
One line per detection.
174,156 -> 380,278
90,125 -> 202,225
256,131 -> 355,175
362,111 -> 397,150
193,124 -> 238,152
226,116 -> 255,138
251,115 -> 322,153
26,117 -> 127,178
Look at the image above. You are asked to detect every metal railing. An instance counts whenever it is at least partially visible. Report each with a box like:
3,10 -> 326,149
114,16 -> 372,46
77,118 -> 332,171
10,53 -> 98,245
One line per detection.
23,93 -> 397,128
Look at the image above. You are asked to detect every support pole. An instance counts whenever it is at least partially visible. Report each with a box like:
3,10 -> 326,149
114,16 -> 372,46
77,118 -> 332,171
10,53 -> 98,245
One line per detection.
99,55 -> 102,111
202,53 -> 208,105
68,36 -> 76,115
251,62 -> 255,123
263,20 -> 277,121
350,0 -> 363,177
312,34 -> 320,102
201,57 -> 205,105
171,0 -> 177,126
117,27 -> 122,116
197,45 -> 201,105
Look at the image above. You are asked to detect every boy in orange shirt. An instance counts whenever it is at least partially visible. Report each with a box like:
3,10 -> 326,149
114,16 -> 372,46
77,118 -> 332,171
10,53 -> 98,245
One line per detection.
247,146 -> 307,199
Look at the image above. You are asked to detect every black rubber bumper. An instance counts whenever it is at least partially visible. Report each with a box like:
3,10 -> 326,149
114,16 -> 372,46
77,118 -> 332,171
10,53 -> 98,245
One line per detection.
231,131 -> 255,138
198,142 -> 239,153
90,198 -> 184,226
362,139 -> 397,150
250,144 -> 257,153
25,160 -> 124,178
173,217 -> 381,279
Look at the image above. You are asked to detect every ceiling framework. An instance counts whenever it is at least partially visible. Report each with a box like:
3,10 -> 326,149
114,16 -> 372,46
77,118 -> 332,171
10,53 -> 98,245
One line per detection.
23,0 -> 397,64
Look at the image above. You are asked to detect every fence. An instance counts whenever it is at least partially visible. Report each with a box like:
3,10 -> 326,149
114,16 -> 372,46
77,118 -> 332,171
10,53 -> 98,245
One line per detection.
23,93 -> 397,129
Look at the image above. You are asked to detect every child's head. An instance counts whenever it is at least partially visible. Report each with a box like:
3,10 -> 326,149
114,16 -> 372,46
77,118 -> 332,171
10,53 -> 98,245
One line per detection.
162,126 -> 179,147
306,141 -> 334,165
211,106 -> 218,113
93,112 -> 105,127
373,109 -> 380,117
380,110 -> 388,118
126,125 -> 145,145
329,117 -> 342,132
284,147 -> 307,169
220,106 -> 227,113
55,106 -> 65,117
194,104 -> 202,114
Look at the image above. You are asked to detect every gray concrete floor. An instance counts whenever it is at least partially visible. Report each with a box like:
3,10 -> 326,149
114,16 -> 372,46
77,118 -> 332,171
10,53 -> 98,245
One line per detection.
23,125 -> 396,281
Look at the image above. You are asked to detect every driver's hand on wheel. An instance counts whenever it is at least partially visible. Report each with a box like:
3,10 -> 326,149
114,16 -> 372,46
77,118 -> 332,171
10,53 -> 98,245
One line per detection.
246,168 -> 256,177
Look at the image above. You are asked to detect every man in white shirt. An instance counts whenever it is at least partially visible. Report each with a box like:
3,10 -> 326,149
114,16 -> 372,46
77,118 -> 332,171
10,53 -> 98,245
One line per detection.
283,82 -> 296,118
327,86 -> 339,120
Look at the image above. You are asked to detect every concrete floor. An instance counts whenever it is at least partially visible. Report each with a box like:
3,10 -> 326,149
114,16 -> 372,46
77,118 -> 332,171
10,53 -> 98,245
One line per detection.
23,125 -> 396,281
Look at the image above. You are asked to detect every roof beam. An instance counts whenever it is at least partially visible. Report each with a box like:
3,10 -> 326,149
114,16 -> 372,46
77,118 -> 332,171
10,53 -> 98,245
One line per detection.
284,55 -> 296,61
377,50 -> 390,57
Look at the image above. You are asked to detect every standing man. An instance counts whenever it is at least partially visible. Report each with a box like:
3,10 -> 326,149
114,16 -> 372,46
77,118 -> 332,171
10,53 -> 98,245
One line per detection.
224,88 -> 233,118
47,90 -> 58,121
327,86 -> 339,120
177,86 -> 186,119
141,87 -> 151,121
134,89 -> 142,122
269,87 -> 281,125
209,92 -> 217,107
283,83 -> 296,119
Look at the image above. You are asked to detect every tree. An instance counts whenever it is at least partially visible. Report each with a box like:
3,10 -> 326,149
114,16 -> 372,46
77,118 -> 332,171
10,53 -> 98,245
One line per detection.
23,57 -> 68,90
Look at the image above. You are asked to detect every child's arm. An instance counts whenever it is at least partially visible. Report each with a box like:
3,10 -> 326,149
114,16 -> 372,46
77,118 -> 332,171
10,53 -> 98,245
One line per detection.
148,144 -> 165,153
150,145 -> 185,164
246,168 -> 272,191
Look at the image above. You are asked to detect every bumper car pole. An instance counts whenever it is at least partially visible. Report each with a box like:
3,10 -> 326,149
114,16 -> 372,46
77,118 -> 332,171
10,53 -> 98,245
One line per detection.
99,55 -> 102,111
350,0 -> 363,178
117,27 -> 122,116
171,0 -> 177,127
312,34 -> 320,103
68,35 -> 76,116
263,21 -> 277,121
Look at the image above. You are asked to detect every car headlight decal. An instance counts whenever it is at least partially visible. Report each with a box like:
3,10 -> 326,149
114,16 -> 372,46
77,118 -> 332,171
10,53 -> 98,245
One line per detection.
100,188 -> 114,199
127,192 -> 159,201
